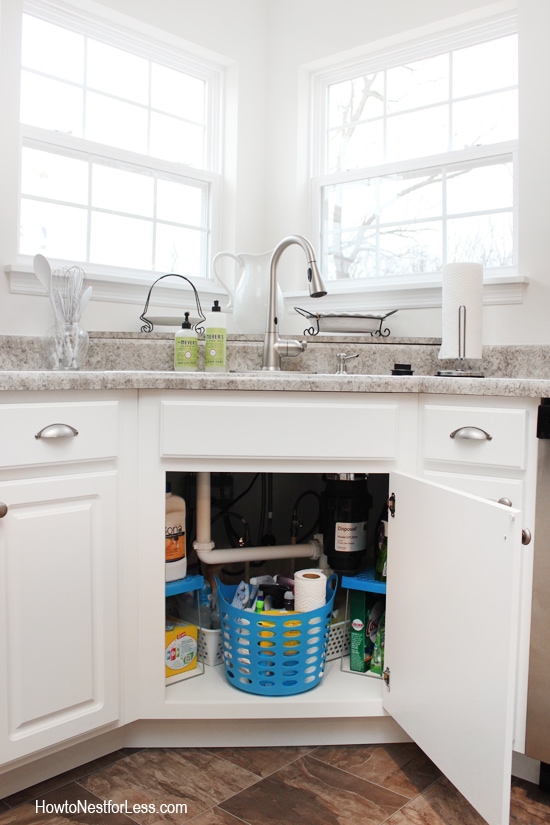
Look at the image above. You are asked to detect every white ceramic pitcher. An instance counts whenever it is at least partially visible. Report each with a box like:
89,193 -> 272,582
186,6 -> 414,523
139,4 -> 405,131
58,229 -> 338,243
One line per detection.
212,249 -> 284,334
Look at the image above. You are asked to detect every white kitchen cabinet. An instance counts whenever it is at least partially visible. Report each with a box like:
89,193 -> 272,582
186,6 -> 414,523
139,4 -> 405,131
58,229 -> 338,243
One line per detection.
136,388 -> 535,825
384,471 -> 522,825
0,391 -> 138,766
418,394 -> 539,757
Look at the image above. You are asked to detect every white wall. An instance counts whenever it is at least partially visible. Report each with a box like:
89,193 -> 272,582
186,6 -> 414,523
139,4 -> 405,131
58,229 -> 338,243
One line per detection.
1,0 -> 550,344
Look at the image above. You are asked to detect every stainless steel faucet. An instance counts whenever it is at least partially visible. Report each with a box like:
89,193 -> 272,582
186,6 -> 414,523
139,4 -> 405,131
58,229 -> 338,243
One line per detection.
262,235 -> 327,370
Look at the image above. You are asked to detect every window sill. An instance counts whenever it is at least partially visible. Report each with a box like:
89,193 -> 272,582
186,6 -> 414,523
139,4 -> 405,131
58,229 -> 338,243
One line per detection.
285,272 -> 527,313
5,261 -> 226,311
7,262 -> 526,319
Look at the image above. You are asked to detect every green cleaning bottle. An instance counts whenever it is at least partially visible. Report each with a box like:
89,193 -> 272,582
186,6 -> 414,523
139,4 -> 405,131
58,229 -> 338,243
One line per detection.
374,518 -> 387,583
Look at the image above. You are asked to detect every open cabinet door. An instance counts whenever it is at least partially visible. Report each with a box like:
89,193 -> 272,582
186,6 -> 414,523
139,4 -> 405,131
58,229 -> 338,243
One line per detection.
383,472 -> 522,825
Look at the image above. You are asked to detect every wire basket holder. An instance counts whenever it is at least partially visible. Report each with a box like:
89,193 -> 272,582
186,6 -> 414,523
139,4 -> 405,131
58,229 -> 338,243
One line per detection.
140,273 -> 207,333
294,307 -> 396,337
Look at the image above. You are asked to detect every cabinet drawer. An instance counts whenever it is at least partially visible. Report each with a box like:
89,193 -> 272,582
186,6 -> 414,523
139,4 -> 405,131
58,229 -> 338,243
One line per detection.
160,396 -> 401,460
0,401 -> 119,469
422,404 -> 527,470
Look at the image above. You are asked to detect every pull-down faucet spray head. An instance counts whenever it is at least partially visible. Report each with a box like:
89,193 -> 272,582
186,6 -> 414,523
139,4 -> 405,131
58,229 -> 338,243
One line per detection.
262,235 -> 327,370
307,258 -> 327,299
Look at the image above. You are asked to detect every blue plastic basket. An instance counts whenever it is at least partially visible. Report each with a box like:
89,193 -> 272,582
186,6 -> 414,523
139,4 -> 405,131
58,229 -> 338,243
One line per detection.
216,574 -> 338,696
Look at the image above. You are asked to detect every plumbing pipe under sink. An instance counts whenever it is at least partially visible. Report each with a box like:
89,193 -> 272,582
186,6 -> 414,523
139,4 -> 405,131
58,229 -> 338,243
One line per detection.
192,471 -> 322,564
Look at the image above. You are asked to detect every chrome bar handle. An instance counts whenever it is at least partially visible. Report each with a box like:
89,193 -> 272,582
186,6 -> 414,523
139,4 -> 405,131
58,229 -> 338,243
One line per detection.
35,423 -> 79,439
450,426 -> 492,441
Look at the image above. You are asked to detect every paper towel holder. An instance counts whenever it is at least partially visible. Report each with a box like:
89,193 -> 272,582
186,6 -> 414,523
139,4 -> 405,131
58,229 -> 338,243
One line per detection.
436,304 -> 484,378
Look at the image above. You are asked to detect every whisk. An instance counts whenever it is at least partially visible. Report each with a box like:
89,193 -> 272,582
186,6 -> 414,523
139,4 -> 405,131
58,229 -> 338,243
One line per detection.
50,266 -> 88,324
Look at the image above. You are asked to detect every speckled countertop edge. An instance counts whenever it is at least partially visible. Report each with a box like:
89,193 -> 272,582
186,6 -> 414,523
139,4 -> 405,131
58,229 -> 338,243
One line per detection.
0,369 -> 549,398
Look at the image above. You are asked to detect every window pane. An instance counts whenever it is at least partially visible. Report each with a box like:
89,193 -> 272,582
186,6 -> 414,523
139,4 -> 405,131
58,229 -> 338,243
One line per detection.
85,92 -> 148,154
150,112 -> 205,166
327,228 -> 378,279
157,179 -> 204,226
87,39 -> 149,105
323,180 -> 378,233
90,212 -> 152,268
447,213 -> 513,267
20,72 -> 83,135
21,148 -> 88,205
386,54 -> 448,113
151,64 -> 205,122
92,165 -> 154,217
327,74 -> 384,128
20,199 -> 87,259
378,171 -> 443,223
446,161 -> 513,214
22,15 -> 84,82
386,105 -> 449,162
452,90 -> 517,148
328,120 -> 384,173
380,221 -> 442,274
155,225 -> 203,275
453,35 -> 517,98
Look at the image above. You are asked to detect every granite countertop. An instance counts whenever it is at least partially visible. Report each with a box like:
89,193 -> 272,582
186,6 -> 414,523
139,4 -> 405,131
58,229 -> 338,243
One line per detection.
1,368 -> 550,398
1,333 -> 550,397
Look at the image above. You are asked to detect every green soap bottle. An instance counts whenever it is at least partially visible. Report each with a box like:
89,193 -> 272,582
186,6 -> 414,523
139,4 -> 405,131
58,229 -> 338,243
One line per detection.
174,312 -> 198,371
204,300 -> 227,372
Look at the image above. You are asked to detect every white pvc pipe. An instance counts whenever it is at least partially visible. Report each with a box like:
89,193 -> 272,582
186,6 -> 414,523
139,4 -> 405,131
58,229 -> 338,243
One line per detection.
194,471 -> 215,551
194,540 -> 321,566
192,470 -> 322,566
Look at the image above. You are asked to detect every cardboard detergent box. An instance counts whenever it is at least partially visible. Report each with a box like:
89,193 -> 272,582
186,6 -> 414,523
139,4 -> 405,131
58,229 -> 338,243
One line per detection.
349,591 -> 385,673
165,617 -> 198,684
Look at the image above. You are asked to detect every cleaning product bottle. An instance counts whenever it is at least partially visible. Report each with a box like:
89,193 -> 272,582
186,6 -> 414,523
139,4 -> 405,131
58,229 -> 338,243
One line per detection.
374,518 -> 388,583
204,300 -> 227,372
174,312 -> 198,372
165,484 -> 187,582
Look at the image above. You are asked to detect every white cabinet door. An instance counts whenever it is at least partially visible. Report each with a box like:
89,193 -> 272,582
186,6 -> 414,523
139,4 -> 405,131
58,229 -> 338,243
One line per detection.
384,472 -> 522,825
0,471 -> 119,763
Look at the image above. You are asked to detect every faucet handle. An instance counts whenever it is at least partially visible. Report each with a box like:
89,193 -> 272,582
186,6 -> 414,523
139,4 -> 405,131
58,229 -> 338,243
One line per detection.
336,353 -> 359,374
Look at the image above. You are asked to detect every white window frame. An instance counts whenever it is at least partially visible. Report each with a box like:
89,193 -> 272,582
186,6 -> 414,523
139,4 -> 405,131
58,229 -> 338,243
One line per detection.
305,11 -> 525,312
9,0 -> 227,309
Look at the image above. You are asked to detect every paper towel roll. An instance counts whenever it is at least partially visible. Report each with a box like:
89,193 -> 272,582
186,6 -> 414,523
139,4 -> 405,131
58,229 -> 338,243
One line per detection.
438,263 -> 483,360
294,569 -> 327,612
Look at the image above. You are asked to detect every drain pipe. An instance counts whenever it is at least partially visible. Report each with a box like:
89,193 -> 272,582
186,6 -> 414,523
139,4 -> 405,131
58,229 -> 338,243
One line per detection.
192,471 -> 322,565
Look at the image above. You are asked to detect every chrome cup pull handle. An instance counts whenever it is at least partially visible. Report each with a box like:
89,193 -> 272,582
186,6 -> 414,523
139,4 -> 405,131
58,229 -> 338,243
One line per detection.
35,423 -> 79,439
450,426 -> 492,441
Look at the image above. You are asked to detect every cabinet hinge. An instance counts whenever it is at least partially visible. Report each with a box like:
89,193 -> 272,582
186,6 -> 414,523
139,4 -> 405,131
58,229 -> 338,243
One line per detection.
383,667 -> 390,690
388,493 -> 395,517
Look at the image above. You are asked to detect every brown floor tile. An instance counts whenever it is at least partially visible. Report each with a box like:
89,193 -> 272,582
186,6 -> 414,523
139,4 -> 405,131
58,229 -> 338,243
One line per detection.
206,745 -> 316,778
510,776 -> 550,824
0,782 -> 137,824
383,776 -> 487,825
187,808 -> 252,825
219,754 -> 410,825
1,750 -> 132,808
311,743 -> 441,799
79,748 -> 258,823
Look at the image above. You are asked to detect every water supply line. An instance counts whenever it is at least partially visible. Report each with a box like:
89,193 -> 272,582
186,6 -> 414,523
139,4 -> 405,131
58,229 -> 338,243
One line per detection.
192,471 -> 322,565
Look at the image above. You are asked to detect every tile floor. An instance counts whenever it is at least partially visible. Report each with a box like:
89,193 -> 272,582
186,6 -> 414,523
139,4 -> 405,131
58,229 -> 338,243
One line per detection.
1,743 -> 549,824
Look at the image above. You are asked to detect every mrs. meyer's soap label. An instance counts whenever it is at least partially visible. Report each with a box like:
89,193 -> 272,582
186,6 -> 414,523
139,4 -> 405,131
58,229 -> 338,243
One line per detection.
205,328 -> 226,370
334,521 -> 367,552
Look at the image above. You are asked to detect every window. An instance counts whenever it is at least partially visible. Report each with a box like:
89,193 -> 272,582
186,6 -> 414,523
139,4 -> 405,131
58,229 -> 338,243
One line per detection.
19,1 -> 222,280
311,17 -> 518,290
